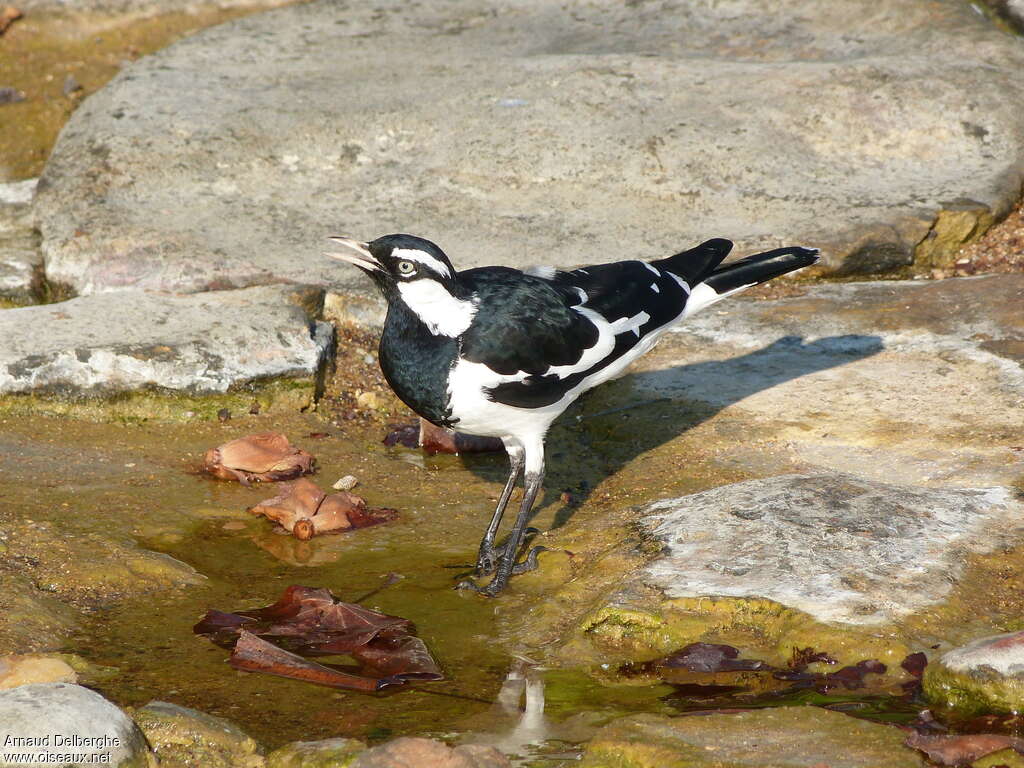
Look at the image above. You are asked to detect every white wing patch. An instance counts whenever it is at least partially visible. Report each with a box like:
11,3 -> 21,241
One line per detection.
393,247 -> 452,279
525,265 -> 558,280
642,262 -> 660,276
397,281 -> 478,336
609,311 -> 651,337
666,272 -> 691,294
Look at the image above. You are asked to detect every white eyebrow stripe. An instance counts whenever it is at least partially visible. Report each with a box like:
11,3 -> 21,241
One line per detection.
393,247 -> 451,279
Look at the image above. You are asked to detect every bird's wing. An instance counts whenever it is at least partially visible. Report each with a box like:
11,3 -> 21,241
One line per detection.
457,250 -> 703,409
458,267 -> 599,378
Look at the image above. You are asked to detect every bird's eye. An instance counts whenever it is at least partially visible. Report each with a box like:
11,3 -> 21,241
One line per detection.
397,261 -> 416,276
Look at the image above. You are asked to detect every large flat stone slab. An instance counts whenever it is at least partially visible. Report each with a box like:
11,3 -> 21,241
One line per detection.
33,0 -> 1024,296
511,274 -> 1024,664
641,274 -> 1024,488
640,473 -> 1023,625
0,284 -> 333,396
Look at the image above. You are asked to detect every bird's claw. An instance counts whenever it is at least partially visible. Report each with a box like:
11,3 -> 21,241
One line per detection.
474,528 -> 541,576
457,546 -> 551,595
474,546 -> 498,576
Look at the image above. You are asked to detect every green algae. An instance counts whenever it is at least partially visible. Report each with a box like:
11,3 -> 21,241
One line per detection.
578,709 -> 925,768
576,597 -> 907,670
266,738 -> 365,768
0,376 -> 319,422
923,660 -> 1024,718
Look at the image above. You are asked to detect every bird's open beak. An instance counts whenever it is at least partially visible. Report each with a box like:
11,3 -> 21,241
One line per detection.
326,237 -> 382,272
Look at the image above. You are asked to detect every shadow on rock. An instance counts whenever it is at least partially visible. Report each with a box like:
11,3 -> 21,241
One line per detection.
458,333 -> 884,529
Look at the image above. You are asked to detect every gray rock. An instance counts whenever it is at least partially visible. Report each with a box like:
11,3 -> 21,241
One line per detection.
0,179 -> 41,305
639,274 -> 1024,490
0,683 -> 151,768
924,631 -> 1024,716
16,0 -> 288,18
638,473 -> 1023,625
33,0 -> 1024,296
0,284 -> 334,397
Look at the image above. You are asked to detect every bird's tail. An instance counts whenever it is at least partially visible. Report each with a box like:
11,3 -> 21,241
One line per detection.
682,245 -> 820,319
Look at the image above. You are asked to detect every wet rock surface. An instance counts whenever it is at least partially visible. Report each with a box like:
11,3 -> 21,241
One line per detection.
924,631 -> 1024,716
0,654 -> 77,689
0,683 -> 152,768
578,709 -> 925,768
349,737 -> 510,768
638,474 -> 1022,625
0,284 -> 334,398
265,737 -> 365,768
132,701 -> 263,768
518,274 -> 1024,665
0,519 -> 204,605
31,0 -> 1024,296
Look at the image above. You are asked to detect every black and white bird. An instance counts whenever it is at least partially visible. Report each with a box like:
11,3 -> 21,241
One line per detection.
328,234 -> 818,596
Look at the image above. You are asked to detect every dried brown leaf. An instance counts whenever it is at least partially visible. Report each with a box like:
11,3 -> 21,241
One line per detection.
194,585 -> 443,692
248,479 -> 397,539
204,432 -> 315,484
905,731 -> 1024,767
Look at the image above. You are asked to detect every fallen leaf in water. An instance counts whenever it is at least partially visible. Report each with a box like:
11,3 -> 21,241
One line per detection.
383,422 -> 419,448
0,6 -> 22,35
383,419 -> 503,454
194,585 -> 443,692
657,643 -> 766,673
901,651 -> 928,678
788,647 -> 837,671
203,432 -> 315,485
905,731 -> 1024,766
418,419 -> 504,455
248,478 -> 397,540
231,631 -> 397,692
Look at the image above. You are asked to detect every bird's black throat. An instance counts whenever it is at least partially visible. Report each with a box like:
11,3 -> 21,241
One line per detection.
378,299 -> 459,428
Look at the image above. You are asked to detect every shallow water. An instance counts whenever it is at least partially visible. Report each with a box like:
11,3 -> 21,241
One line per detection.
0,410 -> 685,754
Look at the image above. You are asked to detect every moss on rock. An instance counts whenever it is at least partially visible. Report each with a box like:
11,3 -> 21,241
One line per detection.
923,658 -> 1024,717
132,701 -> 264,768
576,595 -> 907,670
578,709 -> 924,768
0,376 -> 319,423
266,738 -> 366,768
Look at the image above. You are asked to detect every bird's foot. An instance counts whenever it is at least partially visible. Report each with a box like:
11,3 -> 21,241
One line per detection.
473,527 -> 540,577
456,546 -> 550,596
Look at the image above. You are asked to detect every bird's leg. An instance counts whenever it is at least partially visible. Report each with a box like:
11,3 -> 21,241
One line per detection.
475,439 -> 524,576
475,440 -> 545,597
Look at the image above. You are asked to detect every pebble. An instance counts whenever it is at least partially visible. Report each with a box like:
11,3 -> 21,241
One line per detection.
333,475 -> 359,491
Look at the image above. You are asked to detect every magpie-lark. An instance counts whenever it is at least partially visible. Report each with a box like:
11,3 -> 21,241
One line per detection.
329,234 -> 819,596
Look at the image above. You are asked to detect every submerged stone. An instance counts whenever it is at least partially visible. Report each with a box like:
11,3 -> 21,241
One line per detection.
578,709 -> 924,768
0,520 -> 204,606
133,700 -> 263,768
923,631 -> 1024,717
266,738 -> 365,768
0,654 -> 77,690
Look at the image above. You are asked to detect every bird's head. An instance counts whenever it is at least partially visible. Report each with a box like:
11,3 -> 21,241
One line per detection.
327,233 -> 457,293
327,233 -> 476,335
